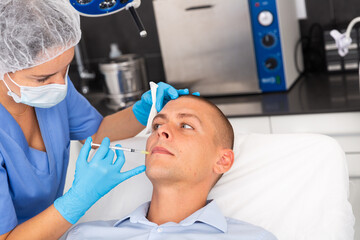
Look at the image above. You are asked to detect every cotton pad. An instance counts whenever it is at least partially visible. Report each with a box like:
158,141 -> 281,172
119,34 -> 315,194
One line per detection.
144,82 -> 158,134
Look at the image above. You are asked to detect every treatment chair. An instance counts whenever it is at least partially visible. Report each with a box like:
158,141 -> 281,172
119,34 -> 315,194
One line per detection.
65,133 -> 355,240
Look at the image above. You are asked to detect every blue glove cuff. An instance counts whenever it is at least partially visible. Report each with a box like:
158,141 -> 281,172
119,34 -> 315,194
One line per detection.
132,101 -> 149,126
54,187 -> 98,224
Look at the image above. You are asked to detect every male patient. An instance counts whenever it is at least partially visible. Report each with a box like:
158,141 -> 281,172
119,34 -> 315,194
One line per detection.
66,95 -> 277,240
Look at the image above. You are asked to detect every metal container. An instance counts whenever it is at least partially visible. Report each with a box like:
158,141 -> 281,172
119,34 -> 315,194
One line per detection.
99,54 -> 148,110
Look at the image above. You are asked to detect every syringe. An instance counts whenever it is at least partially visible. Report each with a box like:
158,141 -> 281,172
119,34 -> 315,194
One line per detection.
91,143 -> 149,155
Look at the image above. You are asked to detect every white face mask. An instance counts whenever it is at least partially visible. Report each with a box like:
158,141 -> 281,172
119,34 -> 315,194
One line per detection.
2,67 -> 69,108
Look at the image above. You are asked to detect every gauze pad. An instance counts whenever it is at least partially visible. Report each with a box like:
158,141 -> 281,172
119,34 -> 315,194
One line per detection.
145,82 -> 158,134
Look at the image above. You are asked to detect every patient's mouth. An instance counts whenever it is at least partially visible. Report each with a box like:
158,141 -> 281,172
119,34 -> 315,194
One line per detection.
151,146 -> 174,155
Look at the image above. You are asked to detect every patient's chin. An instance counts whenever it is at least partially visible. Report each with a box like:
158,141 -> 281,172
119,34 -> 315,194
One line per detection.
145,169 -> 167,183
145,154 -> 181,182
145,165 -> 180,184
145,154 -> 175,166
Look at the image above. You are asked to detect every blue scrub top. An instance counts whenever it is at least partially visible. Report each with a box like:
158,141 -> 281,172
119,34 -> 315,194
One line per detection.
0,78 -> 103,234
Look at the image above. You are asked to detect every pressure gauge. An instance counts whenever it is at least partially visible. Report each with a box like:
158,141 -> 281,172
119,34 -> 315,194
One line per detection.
258,11 -> 273,27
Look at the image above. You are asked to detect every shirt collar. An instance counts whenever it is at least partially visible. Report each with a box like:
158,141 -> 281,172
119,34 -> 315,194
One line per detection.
113,200 -> 227,233
180,200 -> 228,233
113,202 -> 154,227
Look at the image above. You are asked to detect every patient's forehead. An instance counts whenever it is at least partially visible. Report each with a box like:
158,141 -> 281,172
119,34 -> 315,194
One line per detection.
161,97 -> 214,118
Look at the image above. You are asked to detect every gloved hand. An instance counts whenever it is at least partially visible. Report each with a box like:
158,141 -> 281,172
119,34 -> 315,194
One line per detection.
132,82 -> 200,126
54,137 -> 145,224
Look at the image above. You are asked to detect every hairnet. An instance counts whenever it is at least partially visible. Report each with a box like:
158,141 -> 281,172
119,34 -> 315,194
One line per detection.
0,0 -> 81,79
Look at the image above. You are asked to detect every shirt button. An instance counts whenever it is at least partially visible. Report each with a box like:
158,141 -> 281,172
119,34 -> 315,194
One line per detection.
157,227 -> 163,233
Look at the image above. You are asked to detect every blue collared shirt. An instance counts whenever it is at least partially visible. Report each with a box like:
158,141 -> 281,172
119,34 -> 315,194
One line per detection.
66,200 -> 277,240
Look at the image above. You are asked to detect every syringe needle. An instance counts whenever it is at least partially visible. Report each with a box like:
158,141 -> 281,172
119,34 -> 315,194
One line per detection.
91,143 -> 149,155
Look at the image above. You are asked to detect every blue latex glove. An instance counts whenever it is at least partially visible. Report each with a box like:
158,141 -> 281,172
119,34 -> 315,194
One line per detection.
132,82 -> 200,126
54,137 -> 145,224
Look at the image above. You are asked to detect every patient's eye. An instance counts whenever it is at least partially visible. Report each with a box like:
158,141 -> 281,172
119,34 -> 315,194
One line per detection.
181,123 -> 193,129
152,123 -> 161,131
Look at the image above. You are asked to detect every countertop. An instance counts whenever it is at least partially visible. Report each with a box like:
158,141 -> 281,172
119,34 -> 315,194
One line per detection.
83,72 -> 360,118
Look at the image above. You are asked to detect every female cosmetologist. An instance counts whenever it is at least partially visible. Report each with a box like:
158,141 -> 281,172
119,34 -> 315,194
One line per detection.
0,1 -> 193,239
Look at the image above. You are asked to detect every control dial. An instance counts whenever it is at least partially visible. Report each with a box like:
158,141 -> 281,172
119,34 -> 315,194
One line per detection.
262,34 -> 275,47
258,11 -> 273,26
265,58 -> 278,70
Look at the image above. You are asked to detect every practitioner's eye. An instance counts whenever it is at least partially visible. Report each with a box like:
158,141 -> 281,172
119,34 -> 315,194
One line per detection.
36,76 -> 50,83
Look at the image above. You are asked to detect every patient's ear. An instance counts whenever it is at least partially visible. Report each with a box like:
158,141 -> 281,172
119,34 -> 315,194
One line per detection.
214,149 -> 234,174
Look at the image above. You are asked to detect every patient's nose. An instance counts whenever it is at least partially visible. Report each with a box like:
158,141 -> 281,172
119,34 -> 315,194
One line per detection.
161,132 -> 169,138
157,125 -> 170,139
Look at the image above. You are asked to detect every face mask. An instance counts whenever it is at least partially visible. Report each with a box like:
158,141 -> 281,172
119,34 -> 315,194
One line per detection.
2,66 -> 69,108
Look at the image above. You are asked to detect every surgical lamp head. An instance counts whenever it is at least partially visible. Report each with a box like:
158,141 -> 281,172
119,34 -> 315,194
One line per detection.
69,0 -> 147,37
